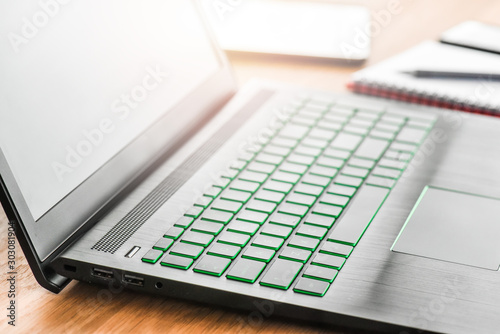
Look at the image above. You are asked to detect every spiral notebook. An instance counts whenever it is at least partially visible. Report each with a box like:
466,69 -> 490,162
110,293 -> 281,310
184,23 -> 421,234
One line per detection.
348,40 -> 500,116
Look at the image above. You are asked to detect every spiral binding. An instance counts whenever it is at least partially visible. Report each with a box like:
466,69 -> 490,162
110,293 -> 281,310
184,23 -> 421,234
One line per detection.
347,79 -> 499,118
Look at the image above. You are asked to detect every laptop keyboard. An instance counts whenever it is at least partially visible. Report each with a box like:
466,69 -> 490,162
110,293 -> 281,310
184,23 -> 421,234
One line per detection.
141,96 -> 436,297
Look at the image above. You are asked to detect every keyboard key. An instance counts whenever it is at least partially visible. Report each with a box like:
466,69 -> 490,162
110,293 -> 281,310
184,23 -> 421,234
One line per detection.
204,186 -> 222,198
269,213 -> 301,228
334,175 -> 363,188
279,124 -> 309,139
355,137 -> 390,161
220,168 -> 239,180
331,133 -> 363,151
385,149 -> 413,162
304,214 -> 335,228
372,166 -> 402,179
308,128 -> 336,141
341,166 -> 369,178
396,126 -> 427,145
365,175 -> 396,189
328,185 -> 389,246
261,224 -> 293,239
279,162 -> 308,175
260,259 -> 303,290
227,258 -> 266,283
247,162 -> 276,174
378,158 -> 407,170
288,235 -> 320,251
252,235 -> 284,250
301,174 -> 331,187
312,204 -> 342,218
242,246 -> 275,262
181,231 -> 214,247
218,231 -> 251,247
320,242 -> 353,258
286,193 -> 317,207
246,199 -> 277,214
262,180 -> 293,193
174,216 -> 194,229
348,157 -> 376,169
316,156 -> 344,169
320,194 -> 350,207
255,153 -> 284,165
296,225 -> 328,239
227,221 -> 260,235
311,253 -> 345,269
287,153 -> 315,166
323,147 -> 351,160
279,247 -> 311,263
213,176 -> 230,189
164,226 -> 184,240
142,249 -> 163,264
327,184 -> 356,197
255,190 -> 285,204
271,171 -> 301,184
211,199 -> 243,213
303,265 -> 338,283
309,165 -> 338,178
318,120 -> 342,131
238,171 -> 268,184
194,196 -> 213,208
220,189 -> 252,203
301,137 -> 328,149
293,277 -> 330,297
170,243 -> 204,259
263,144 -> 292,156
344,124 -> 369,136
160,254 -> 193,270
201,210 -> 234,224
294,183 -> 323,197
237,210 -> 268,224
193,255 -> 231,277
153,238 -> 174,251
207,243 -> 241,259
229,160 -> 247,171
185,206 -> 203,219
390,142 -> 417,154
278,203 -> 309,217
230,180 -> 260,193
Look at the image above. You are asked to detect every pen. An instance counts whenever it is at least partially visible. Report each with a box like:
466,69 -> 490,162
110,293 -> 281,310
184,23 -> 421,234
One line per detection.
401,70 -> 500,81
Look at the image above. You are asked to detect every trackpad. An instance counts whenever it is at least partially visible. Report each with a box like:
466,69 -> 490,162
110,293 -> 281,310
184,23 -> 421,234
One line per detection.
392,186 -> 500,271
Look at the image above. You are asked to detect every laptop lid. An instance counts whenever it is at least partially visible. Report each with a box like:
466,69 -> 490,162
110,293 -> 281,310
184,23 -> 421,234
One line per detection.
0,0 -> 236,291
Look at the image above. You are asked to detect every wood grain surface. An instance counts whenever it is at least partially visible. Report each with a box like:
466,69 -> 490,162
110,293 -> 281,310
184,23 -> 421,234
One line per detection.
1,1 -> 499,333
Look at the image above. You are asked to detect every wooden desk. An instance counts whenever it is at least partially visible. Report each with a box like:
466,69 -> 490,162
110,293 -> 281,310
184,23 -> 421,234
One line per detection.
1,1 -> 499,332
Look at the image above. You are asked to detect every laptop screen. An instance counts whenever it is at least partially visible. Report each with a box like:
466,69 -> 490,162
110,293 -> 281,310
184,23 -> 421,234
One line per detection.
0,1 -> 220,221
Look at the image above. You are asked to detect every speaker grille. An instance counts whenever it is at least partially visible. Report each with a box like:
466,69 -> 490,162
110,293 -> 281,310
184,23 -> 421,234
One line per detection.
91,89 -> 275,253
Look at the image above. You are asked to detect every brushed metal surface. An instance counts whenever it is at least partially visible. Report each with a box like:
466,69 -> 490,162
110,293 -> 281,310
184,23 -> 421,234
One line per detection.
56,82 -> 500,334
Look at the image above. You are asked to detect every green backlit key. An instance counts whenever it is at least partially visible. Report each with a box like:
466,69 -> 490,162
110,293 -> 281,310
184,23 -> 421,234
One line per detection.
334,175 -> 363,188
279,162 -> 308,175
327,184 -> 356,197
194,196 -> 213,208
252,235 -> 284,250
211,199 -> 243,214
296,224 -> 328,239
174,216 -> 194,229
221,189 -> 252,203
320,241 -> 353,258
226,258 -> 266,283
142,249 -> 163,264
191,221 -> 224,235
185,206 -> 203,219
218,231 -> 251,247
294,277 -> 330,296
193,255 -> 231,277
170,243 -> 204,259
301,174 -> 331,187
262,180 -> 293,194
238,170 -> 268,184
254,190 -> 285,203
309,165 -> 338,178
153,238 -> 174,251
164,226 -> 184,240
207,243 -> 241,259
181,231 -> 214,247
160,254 -> 193,270
316,156 -> 344,169
303,265 -> 338,283
341,166 -> 369,178
236,210 -> 268,224
271,171 -> 301,184
201,210 -> 234,224
294,183 -> 323,197
287,153 -> 315,166
278,203 -> 309,217
246,199 -> 277,214
312,204 -> 342,218
288,235 -> 320,251
311,253 -> 345,269
247,162 -> 276,174
286,193 -> 316,207
260,259 -> 303,290
320,194 -> 350,207
261,224 -> 293,239
269,213 -> 301,228
279,247 -> 311,263
204,186 -> 222,198
230,180 -> 260,193
304,214 -> 335,229
242,246 -> 275,262
227,221 -> 260,235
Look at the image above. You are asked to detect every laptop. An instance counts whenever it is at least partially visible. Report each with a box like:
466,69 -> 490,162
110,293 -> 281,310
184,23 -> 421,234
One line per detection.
1,1 -> 499,333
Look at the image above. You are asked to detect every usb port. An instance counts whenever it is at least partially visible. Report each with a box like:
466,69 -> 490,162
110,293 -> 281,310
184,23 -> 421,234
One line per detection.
91,268 -> 114,280
123,274 -> 144,287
